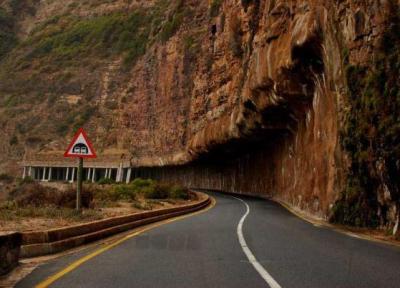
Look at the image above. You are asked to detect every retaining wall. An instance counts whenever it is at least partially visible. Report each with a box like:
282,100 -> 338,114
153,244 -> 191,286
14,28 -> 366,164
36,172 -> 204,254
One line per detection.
0,232 -> 21,276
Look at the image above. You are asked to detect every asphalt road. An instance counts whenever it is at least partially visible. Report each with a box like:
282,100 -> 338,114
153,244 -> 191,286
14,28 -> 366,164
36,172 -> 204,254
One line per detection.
17,192 -> 400,288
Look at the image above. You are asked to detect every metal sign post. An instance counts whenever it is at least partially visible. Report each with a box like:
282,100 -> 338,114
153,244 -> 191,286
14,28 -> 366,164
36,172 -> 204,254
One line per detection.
76,157 -> 83,211
64,128 -> 97,212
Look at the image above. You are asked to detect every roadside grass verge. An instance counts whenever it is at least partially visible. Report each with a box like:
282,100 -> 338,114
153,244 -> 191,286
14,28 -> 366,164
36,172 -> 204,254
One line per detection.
0,178 -> 192,227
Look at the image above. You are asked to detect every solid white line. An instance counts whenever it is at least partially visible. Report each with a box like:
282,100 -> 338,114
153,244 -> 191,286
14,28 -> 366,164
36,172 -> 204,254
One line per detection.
233,196 -> 282,288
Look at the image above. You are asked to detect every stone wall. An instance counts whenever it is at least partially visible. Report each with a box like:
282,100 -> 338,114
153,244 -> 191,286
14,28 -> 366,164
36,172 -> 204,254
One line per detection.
0,232 -> 21,276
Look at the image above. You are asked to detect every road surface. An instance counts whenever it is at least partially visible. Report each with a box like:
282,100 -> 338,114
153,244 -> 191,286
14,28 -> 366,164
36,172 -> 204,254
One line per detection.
17,192 -> 400,288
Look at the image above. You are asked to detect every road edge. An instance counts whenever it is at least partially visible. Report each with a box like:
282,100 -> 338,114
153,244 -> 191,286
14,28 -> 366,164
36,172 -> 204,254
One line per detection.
32,196 -> 216,288
276,199 -> 400,249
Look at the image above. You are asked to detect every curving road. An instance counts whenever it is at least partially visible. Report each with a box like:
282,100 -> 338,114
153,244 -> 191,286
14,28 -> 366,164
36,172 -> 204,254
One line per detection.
17,192 -> 400,288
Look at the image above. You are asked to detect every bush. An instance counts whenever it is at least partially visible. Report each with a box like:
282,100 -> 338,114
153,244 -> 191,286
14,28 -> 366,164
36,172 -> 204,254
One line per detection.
95,178 -> 191,202
111,184 -> 137,201
97,177 -> 115,185
62,185 -> 95,208
143,183 -> 170,199
131,178 -> 154,190
9,182 -> 94,208
94,182 -> 142,203
18,176 -> 34,185
0,173 -> 14,183
170,185 -> 190,200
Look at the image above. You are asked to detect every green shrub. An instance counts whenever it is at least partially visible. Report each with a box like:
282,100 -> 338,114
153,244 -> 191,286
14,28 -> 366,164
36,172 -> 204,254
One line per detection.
112,184 -> 137,201
18,176 -> 34,185
24,10 -> 152,67
143,183 -> 170,199
131,178 -> 154,189
97,177 -> 115,185
160,12 -> 184,43
170,185 -> 190,200
0,8 -> 17,59
333,1 -> 400,228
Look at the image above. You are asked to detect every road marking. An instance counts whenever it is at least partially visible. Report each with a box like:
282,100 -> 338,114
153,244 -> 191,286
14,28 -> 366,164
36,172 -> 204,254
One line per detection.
233,196 -> 282,288
35,198 -> 216,288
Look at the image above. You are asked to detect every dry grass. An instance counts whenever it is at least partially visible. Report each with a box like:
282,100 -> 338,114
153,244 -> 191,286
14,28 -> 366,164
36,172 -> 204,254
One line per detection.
0,178 -> 193,232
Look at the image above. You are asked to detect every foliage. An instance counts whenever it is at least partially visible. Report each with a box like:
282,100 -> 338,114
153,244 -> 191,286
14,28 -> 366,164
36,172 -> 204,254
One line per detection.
0,203 -> 101,222
9,182 -> 95,208
110,184 -> 137,201
143,183 -> 170,199
94,178 -> 190,202
170,185 -> 190,200
131,178 -> 154,188
210,0 -> 223,17
229,14 -> 243,57
332,2 -> 400,227
0,8 -> 17,60
97,177 -> 115,185
18,176 -> 34,185
23,10 -> 152,68
17,1 -> 192,68
159,0 -> 192,43
0,173 -> 14,183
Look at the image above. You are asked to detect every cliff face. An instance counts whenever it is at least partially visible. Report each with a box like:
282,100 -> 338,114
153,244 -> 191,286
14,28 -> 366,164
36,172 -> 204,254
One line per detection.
0,0 -> 399,234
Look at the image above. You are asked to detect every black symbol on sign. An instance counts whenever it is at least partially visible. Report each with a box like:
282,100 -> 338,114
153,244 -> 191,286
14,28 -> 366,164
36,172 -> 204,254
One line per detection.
73,143 -> 88,154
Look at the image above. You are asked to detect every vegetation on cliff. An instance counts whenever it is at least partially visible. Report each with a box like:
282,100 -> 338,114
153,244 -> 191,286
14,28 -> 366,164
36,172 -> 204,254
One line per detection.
0,8 -> 16,60
333,2 -> 400,230
0,0 -> 192,157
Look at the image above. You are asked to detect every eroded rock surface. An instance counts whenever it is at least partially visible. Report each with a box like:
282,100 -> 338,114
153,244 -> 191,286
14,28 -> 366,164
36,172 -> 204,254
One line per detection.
0,0 -> 398,232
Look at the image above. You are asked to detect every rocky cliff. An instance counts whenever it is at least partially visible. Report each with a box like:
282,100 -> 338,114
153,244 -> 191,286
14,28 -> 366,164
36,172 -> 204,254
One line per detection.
0,0 -> 399,235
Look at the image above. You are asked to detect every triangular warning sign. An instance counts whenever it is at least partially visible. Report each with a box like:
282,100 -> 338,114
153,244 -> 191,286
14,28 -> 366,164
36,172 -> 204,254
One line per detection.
64,128 -> 97,159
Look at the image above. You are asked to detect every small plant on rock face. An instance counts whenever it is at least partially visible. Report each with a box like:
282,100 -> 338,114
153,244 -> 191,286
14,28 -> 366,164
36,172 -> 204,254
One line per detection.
229,14 -> 243,57
332,1 -> 400,228
210,0 -> 223,17
0,8 -> 17,59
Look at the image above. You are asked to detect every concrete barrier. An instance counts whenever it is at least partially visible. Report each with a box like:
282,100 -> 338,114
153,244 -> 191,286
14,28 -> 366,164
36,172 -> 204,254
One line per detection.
0,232 -> 22,276
21,193 -> 210,258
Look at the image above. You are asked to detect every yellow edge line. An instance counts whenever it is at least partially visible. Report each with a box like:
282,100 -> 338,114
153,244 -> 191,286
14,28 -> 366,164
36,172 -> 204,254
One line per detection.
35,197 -> 216,288
277,200 -> 400,249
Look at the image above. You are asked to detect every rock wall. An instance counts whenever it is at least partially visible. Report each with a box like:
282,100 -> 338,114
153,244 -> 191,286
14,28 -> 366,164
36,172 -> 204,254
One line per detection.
0,0 -> 399,231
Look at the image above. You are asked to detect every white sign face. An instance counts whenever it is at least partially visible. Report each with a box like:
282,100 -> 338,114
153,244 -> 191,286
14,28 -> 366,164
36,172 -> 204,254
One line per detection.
64,128 -> 97,158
